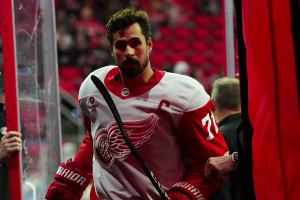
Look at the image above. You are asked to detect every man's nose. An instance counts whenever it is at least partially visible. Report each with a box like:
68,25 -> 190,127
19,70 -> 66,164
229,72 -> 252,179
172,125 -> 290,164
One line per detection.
124,45 -> 134,57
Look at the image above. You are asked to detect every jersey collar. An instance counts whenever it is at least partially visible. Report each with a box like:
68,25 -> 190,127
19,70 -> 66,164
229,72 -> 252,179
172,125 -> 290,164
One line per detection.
104,67 -> 165,99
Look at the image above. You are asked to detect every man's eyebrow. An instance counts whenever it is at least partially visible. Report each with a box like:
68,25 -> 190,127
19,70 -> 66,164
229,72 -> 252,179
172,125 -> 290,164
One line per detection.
129,37 -> 141,41
115,37 -> 141,44
115,40 -> 126,44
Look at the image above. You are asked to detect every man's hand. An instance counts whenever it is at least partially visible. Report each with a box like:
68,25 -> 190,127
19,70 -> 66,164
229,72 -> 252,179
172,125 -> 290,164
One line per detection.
0,131 -> 22,164
45,159 -> 90,200
203,155 -> 236,179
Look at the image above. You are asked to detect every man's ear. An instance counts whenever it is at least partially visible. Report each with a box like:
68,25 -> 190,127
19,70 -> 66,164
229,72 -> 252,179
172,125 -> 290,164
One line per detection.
109,44 -> 114,56
148,37 -> 153,54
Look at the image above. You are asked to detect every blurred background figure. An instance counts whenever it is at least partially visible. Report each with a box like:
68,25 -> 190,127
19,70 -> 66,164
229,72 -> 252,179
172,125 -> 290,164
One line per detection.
207,77 -> 243,200
173,60 -> 192,76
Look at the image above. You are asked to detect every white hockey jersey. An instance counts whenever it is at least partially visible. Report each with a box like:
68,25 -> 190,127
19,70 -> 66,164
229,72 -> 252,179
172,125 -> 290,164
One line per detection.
76,66 -> 228,200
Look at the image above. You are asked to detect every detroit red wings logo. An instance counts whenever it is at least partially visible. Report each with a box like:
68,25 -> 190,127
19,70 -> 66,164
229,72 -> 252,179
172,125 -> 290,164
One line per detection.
94,115 -> 156,167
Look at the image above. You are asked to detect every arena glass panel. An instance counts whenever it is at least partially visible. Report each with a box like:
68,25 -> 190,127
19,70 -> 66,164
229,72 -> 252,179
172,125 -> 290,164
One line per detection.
12,0 -> 62,199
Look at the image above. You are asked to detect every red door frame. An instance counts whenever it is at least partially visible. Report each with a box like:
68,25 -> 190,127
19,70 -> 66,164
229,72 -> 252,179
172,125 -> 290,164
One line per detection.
0,0 -> 22,199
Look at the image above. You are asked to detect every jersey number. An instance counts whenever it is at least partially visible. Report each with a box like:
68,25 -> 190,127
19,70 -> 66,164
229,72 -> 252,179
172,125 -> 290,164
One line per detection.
201,112 -> 218,141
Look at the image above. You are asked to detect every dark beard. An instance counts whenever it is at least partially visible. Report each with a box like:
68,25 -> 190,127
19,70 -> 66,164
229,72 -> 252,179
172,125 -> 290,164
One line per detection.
118,55 -> 149,78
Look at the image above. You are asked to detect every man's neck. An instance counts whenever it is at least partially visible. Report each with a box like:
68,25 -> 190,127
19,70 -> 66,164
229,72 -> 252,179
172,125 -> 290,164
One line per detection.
214,108 -> 241,123
120,65 -> 154,87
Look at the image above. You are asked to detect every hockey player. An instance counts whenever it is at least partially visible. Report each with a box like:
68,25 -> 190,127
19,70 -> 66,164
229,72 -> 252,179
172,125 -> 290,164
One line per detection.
45,8 -> 228,200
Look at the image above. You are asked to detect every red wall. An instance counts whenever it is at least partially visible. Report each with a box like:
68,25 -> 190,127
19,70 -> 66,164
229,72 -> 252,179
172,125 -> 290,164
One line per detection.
243,0 -> 300,199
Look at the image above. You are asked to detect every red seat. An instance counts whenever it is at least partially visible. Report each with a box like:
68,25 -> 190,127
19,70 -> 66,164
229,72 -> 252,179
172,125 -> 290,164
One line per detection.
159,26 -> 171,38
150,53 -> 167,69
59,67 -> 82,79
211,41 -> 224,52
193,41 -> 208,52
159,26 -> 175,42
172,41 -> 189,51
174,28 -> 191,40
213,16 -> 224,27
212,29 -> 224,40
194,28 -> 210,39
153,40 -> 169,54
211,53 -> 225,65
191,54 -> 206,66
60,81 -> 77,93
195,15 -> 212,26
169,53 -> 186,65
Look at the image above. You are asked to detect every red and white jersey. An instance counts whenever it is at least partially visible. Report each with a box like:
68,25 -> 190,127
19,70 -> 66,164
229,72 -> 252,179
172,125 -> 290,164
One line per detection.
76,66 -> 228,200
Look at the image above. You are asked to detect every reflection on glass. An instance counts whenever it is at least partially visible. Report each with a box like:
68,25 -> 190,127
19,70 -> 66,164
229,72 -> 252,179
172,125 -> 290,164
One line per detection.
11,0 -> 61,199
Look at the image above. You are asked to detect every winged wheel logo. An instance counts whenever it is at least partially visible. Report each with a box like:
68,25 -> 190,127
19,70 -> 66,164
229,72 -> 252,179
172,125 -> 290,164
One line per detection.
94,115 -> 156,167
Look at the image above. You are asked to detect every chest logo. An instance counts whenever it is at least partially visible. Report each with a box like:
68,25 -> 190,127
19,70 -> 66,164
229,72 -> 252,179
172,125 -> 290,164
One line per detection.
88,96 -> 98,110
90,97 -> 95,104
94,115 -> 156,167
121,88 -> 129,96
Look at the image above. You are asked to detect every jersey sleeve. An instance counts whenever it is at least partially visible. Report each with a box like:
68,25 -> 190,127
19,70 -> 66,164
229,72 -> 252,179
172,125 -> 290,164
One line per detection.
169,99 -> 229,199
73,114 -> 94,178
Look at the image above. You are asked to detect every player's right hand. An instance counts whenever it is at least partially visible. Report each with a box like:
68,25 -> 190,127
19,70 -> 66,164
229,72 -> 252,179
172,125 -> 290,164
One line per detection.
45,158 -> 90,200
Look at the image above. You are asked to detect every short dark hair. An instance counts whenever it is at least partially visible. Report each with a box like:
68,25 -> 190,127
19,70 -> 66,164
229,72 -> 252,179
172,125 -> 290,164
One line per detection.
106,7 -> 151,46
211,77 -> 241,111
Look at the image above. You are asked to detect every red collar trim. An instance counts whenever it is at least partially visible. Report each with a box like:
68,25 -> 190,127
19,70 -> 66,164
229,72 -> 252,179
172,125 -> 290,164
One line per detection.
104,67 -> 165,99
